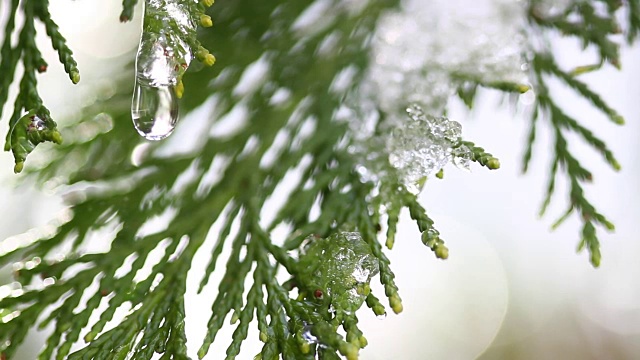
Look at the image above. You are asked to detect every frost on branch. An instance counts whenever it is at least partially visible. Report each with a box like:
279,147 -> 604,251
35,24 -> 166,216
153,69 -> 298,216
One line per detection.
297,232 -> 379,313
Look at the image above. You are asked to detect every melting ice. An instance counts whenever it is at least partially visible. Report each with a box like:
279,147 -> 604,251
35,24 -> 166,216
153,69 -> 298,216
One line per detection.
387,104 -> 468,188
131,0 -> 197,140
297,232 -> 379,313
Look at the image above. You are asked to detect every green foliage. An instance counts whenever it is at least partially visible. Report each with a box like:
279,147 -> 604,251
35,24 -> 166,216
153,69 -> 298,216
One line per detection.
0,0 -> 78,172
523,0 -> 629,267
0,0 -> 637,359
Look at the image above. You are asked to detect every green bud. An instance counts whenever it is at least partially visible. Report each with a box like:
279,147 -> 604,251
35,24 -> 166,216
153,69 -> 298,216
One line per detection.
51,130 -> 63,144
487,157 -> 500,170
435,169 -> 444,179
13,161 -> 24,173
230,310 -> 240,324
435,245 -> 449,260
300,341 -> 311,354
612,159 -> 621,171
203,53 -> 216,66
603,220 -> 615,231
175,79 -> 184,99
84,331 -> 98,342
569,64 -> 601,76
385,234 -> 395,250
200,14 -> 213,27
70,71 -> 80,84
372,304 -> 386,317
362,283 -> 371,296
590,249 -> 601,268
259,331 -> 268,342
358,335 -> 368,348
389,294 -> 403,314
611,115 -> 625,125
339,342 -> 359,360
515,84 -> 531,93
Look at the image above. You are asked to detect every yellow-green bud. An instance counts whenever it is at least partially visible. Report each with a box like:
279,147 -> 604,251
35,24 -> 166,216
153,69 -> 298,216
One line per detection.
590,249 -> 601,268
515,84 -> 531,93
70,70 -> 80,84
372,304 -> 386,317
435,169 -> 444,179
385,234 -> 394,249
612,159 -> 621,171
435,245 -> 449,260
487,157 -> 500,170
569,64 -> 600,76
200,14 -> 213,27
203,53 -> 216,66
300,341 -> 311,354
390,294 -> 403,314
259,331 -> 268,342
51,130 -> 63,144
201,0 -> 214,7
362,283 -> 371,296
14,161 -> 24,173
603,220 -> 615,231
175,79 -> 184,99
339,342 -> 359,360
359,335 -> 368,348
84,330 -> 99,342
230,310 -> 240,324
612,115 -> 625,125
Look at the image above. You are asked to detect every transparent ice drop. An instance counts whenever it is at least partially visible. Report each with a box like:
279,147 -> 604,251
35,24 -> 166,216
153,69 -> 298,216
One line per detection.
131,0 -> 196,140
132,83 -> 178,140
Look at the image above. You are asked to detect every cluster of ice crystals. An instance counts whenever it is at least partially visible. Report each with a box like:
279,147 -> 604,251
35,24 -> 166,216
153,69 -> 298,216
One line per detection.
387,105 -> 467,188
131,0 -> 197,140
297,232 -> 379,313
343,0 -> 525,190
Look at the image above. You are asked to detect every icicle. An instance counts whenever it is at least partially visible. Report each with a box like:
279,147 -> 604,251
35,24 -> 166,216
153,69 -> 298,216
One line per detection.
132,0 -> 197,140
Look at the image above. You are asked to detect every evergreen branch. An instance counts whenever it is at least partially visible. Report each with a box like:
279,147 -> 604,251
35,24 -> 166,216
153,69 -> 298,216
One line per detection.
525,50 -> 620,266
33,0 -> 80,83
529,1 -> 622,66
0,0 -> 77,172
518,0 -> 638,266
0,0 -> 636,359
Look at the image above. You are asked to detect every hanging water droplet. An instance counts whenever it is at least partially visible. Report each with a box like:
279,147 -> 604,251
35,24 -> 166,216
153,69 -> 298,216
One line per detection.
131,83 -> 179,140
376,312 -> 387,320
131,0 -> 197,139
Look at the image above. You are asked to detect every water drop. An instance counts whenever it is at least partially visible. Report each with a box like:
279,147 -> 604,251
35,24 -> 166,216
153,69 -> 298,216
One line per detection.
297,232 -> 379,313
376,312 -> 387,320
130,0 -> 197,139
27,115 -> 46,131
302,325 -> 318,344
131,83 -> 179,140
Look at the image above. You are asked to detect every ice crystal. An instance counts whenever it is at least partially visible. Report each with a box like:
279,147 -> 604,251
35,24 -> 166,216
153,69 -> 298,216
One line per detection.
297,232 -> 379,313
387,105 -> 467,188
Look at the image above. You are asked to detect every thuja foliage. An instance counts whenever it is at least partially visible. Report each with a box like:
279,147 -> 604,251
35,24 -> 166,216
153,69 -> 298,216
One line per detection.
0,0 -> 637,359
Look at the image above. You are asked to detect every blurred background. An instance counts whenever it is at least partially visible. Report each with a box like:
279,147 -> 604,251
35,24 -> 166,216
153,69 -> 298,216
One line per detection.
1,1 -> 639,359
